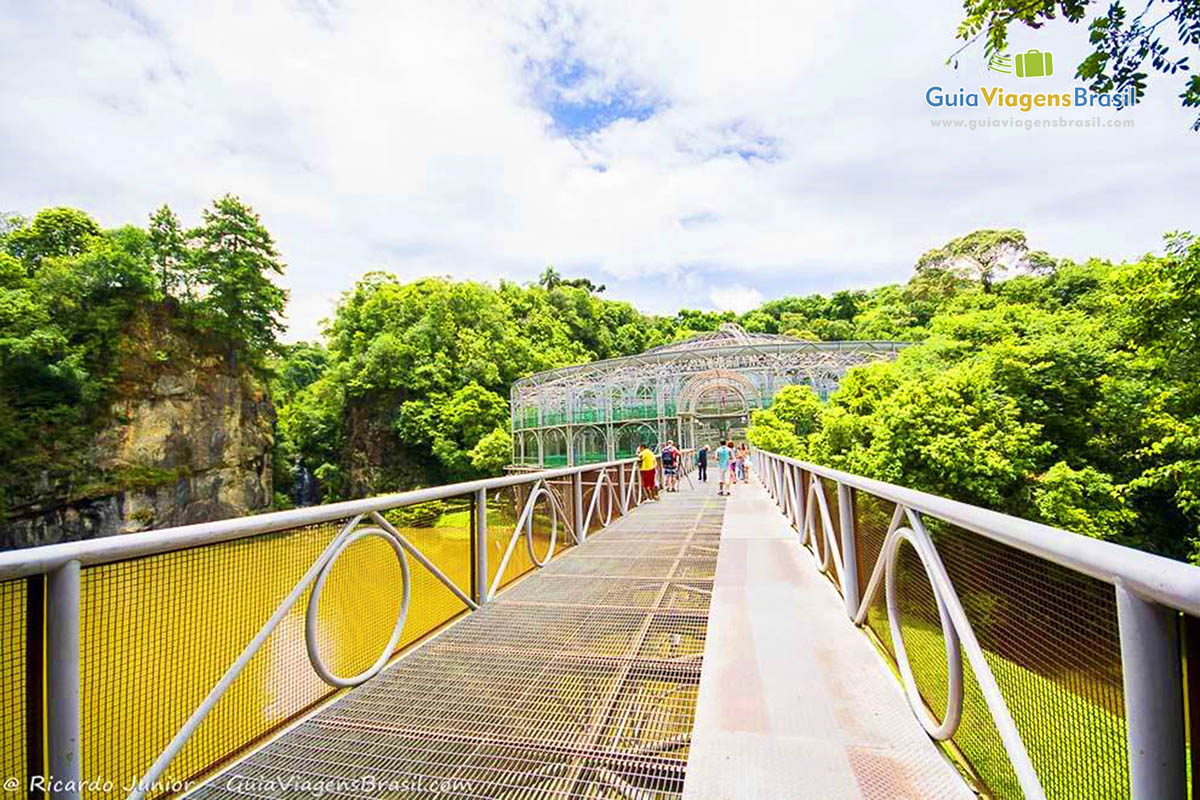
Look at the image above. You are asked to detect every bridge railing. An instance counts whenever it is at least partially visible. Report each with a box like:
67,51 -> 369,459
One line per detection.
0,456 -> 675,800
751,447 -> 1199,800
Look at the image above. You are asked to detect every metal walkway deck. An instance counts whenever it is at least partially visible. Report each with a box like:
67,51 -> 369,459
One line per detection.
191,477 -> 974,800
193,485 -> 725,799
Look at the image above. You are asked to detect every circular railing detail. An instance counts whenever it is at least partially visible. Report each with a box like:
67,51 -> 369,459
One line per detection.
883,525 -> 964,740
596,471 -> 615,527
807,481 -> 833,572
583,469 -> 616,532
524,486 -> 558,567
306,525 -> 411,688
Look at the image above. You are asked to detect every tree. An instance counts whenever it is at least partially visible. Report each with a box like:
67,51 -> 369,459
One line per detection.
4,207 -> 100,269
0,213 -> 25,237
0,208 -> 163,516
538,265 -> 562,289
740,310 -> 777,333
1115,231 -> 1200,375
147,204 -> 193,300
770,385 -> 824,439
916,229 -> 1050,291
272,341 -> 330,403
469,427 -> 513,473
190,195 -> 288,362
955,0 -> 1200,130
537,266 -> 606,293
746,409 -> 804,457
1033,461 -> 1135,540
560,276 -> 606,293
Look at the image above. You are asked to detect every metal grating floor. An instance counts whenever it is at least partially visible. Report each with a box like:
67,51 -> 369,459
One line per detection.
192,484 -> 724,800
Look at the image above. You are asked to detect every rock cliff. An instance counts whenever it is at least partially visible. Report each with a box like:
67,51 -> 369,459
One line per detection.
1,323 -> 275,549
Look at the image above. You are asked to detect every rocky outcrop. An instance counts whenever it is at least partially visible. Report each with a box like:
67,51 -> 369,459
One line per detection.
343,396 -> 425,498
1,346 -> 275,550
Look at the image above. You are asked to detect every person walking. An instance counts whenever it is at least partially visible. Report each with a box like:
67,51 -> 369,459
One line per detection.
715,440 -> 734,496
661,440 -> 679,492
735,443 -> 747,482
696,444 -> 709,482
636,442 -> 659,501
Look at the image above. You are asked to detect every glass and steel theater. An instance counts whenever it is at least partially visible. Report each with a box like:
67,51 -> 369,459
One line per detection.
510,323 -> 906,466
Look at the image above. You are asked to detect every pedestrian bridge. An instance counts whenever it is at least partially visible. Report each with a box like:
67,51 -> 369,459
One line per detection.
1,451 -> 1197,799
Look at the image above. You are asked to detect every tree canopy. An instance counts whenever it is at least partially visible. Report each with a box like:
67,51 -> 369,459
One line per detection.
7,197 -> 1198,567
748,230 -> 1200,563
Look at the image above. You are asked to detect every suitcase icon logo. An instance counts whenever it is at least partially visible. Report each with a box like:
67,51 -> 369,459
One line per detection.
1015,49 -> 1054,78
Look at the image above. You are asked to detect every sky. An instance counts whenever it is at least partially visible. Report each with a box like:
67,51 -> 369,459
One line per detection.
1,0 -> 1197,341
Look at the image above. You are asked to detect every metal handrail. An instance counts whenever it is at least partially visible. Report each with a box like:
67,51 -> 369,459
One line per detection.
0,458 -> 640,581
757,451 -> 1200,616
6,457 -> 662,800
751,447 -> 1196,800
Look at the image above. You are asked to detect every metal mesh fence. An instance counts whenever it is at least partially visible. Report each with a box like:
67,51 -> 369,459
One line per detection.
76,496 -> 472,798
487,482 -> 575,593
187,482 -> 723,800
852,488 -> 1130,800
0,578 -> 27,790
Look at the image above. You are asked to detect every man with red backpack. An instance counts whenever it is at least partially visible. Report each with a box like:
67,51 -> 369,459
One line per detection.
661,440 -> 681,492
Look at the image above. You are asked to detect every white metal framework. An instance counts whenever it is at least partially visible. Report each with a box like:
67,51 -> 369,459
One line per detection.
511,323 -> 906,467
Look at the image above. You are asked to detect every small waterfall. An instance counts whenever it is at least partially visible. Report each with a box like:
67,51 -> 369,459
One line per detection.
291,459 -> 319,507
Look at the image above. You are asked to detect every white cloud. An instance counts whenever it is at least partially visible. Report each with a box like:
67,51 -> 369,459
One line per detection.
709,285 -> 764,313
1,1 -> 1197,340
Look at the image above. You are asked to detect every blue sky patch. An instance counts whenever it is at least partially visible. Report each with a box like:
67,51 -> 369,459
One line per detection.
530,56 -> 661,136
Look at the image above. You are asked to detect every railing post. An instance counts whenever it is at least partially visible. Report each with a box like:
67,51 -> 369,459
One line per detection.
837,482 -> 859,620
1116,583 -> 1186,799
47,559 -> 82,800
472,488 -> 488,605
573,470 -> 585,544
618,463 -> 627,514
796,467 -> 806,533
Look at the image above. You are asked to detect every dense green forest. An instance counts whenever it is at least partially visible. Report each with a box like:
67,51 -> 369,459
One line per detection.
3,200 -> 1197,564
746,230 -> 1200,564
269,272 -> 736,499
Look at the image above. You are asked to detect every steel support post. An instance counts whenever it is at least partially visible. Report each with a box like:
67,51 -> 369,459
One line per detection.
573,471 -> 585,544
787,464 -> 799,528
1116,583 -> 1186,799
618,464 -> 627,515
796,468 -> 806,535
837,482 -> 860,620
473,487 -> 488,605
47,559 -> 81,800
